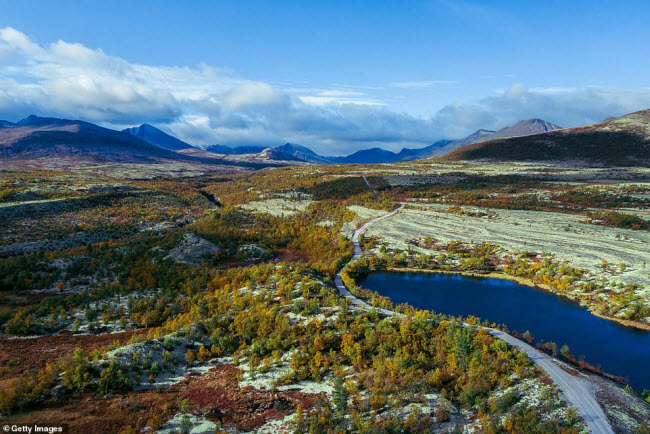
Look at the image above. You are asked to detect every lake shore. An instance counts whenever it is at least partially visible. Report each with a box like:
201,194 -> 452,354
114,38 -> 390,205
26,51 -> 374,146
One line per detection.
383,266 -> 650,332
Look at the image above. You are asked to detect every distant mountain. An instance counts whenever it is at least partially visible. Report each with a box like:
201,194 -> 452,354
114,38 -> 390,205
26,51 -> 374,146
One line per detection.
177,146 -> 309,167
0,115 -> 309,172
395,140 -> 454,161
206,142 -> 403,164
275,143 -> 332,164
205,144 -> 236,154
441,109 -> 650,166
259,147 -> 304,162
233,145 -> 268,154
417,129 -> 496,159
1,113 -> 595,169
329,147 -> 401,164
206,145 -> 268,154
1,115 -> 184,163
454,129 -> 497,146
122,124 -> 193,151
421,119 -> 562,159
491,119 -> 562,140
319,141 -> 454,164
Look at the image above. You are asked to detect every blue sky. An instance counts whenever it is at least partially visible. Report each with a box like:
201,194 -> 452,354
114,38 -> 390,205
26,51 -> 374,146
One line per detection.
1,0 -> 649,154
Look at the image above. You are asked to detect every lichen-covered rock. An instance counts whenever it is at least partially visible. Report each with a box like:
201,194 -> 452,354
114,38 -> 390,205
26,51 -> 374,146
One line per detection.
166,233 -> 221,265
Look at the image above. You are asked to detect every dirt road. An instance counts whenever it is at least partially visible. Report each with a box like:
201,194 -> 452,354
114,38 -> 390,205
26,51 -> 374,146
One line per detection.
335,204 -> 614,434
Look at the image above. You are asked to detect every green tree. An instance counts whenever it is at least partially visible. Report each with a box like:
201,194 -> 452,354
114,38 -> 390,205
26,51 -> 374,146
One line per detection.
61,349 -> 96,394
332,375 -> 349,419
97,361 -> 133,395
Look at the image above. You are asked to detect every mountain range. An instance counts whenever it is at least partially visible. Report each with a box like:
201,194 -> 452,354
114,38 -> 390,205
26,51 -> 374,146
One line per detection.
2,111 -> 647,168
191,119 -> 562,164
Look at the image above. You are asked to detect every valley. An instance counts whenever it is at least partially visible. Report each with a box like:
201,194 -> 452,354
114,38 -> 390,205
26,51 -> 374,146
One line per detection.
1,153 -> 649,432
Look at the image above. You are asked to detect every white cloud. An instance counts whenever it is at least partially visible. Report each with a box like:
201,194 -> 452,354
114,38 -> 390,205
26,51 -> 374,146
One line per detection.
298,96 -> 386,106
389,80 -> 458,89
0,26 -> 44,56
222,82 -> 286,109
433,83 -> 650,138
1,26 -> 650,155
529,86 -> 577,94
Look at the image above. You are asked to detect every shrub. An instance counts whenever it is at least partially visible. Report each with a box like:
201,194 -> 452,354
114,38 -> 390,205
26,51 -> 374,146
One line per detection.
60,349 -> 96,394
97,361 -> 133,395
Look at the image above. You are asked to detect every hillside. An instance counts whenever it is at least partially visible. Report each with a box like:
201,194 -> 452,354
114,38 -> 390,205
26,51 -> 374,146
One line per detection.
442,109 -> 650,166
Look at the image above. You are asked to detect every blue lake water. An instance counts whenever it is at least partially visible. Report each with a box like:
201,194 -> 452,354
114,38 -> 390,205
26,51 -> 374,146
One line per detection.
358,271 -> 650,391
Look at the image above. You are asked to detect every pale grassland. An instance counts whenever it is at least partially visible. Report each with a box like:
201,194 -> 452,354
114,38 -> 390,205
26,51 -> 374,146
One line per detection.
339,205 -> 387,239
363,204 -> 650,299
337,161 -> 650,182
347,205 -> 386,220
239,197 -> 314,217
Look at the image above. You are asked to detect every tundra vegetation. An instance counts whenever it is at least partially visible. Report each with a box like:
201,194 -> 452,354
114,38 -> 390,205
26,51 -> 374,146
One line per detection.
0,162 -> 649,433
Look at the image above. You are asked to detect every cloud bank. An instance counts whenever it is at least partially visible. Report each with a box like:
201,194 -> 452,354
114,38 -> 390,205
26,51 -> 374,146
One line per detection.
2,27 -> 650,155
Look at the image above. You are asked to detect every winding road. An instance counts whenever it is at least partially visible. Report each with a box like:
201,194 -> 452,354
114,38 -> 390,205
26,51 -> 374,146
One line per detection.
335,204 -> 614,434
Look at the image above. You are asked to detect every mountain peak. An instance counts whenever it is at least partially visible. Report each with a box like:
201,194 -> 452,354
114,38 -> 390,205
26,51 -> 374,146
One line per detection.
276,142 -> 318,156
16,114 -> 82,127
274,143 -> 332,163
17,114 -> 54,126
493,119 -> 562,139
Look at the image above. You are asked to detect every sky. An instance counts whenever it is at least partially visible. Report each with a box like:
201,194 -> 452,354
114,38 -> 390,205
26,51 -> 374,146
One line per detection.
1,0 -> 650,155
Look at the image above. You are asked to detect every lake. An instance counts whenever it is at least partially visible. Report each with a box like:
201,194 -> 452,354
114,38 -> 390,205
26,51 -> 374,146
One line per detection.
358,271 -> 650,391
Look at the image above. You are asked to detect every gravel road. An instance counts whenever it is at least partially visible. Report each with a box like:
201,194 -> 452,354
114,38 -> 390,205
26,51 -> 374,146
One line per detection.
335,204 -> 614,434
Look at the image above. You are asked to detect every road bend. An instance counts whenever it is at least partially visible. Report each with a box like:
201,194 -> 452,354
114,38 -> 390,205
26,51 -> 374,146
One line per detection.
334,204 -> 613,434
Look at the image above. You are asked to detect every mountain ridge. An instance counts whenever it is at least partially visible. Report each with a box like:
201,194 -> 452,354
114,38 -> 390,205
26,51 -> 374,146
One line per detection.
6,113 -> 631,168
127,117 -> 564,164
441,109 -> 650,166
